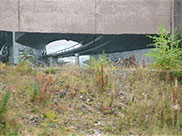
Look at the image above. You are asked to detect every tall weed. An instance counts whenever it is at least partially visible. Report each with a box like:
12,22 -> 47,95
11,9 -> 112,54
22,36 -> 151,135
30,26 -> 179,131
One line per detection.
30,74 -> 56,105
0,91 -> 11,116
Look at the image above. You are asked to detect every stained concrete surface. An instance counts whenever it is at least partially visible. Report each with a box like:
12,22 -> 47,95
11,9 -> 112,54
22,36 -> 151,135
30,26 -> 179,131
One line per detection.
0,0 -> 173,34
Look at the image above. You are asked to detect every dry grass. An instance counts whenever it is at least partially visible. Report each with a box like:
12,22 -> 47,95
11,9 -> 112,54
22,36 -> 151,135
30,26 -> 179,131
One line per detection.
0,63 -> 182,135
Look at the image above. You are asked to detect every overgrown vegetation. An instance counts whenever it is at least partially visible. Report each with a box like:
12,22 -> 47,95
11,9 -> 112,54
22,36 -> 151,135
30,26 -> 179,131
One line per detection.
0,88 -> 19,135
30,73 -> 57,105
0,57 -> 182,135
88,54 -> 109,92
146,27 -> 182,80
0,27 -> 182,135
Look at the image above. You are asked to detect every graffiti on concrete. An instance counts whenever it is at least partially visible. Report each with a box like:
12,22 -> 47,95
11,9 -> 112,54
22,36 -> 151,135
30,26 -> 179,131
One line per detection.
19,47 -> 34,62
41,47 -> 47,56
0,45 -> 9,62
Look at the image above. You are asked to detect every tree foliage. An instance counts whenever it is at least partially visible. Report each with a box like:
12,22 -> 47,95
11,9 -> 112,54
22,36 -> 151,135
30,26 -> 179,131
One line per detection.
146,27 -> 182,71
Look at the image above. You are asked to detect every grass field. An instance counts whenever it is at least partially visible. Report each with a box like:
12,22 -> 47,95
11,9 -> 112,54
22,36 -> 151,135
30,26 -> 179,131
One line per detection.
0,62 -> 182,135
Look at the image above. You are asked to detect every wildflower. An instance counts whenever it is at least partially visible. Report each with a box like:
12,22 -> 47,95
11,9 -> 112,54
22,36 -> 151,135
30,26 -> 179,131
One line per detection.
7,84 -> 14,91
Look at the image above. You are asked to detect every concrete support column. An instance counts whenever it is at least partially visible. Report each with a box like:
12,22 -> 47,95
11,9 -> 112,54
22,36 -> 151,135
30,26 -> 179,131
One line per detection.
75,53 -> 79,65
9,32 -> 19,64
49,57 -> 53,67
49,57 -> 58,67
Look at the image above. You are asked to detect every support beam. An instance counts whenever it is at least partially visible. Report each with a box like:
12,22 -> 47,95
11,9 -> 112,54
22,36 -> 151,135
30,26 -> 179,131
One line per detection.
49,57 -> 58,67
9,32 -> 22,64
49,57 -> 53,67
13,32 -> 21,64
75,53 -> 79,65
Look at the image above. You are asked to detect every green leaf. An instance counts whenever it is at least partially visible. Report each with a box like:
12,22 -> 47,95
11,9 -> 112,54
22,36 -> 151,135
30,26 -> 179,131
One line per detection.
45,111 -> 56,121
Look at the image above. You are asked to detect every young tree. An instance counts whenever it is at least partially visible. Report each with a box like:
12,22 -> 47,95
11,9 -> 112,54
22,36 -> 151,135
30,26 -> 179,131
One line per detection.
146,27 -> 182,80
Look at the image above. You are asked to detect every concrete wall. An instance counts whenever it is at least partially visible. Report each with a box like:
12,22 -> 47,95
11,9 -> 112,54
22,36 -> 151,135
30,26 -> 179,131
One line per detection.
174,0 -> 182,33
0,0 -> 18,31
9,41 -> 42,64
0,0 -> 172,34
92,49 -> 152,64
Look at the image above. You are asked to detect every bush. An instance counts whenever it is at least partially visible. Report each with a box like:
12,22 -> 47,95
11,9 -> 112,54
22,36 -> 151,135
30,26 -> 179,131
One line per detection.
146,27 -> 182,80
44,68 -> 56,74
88,53 -> 108,72
147,27 -> 182,70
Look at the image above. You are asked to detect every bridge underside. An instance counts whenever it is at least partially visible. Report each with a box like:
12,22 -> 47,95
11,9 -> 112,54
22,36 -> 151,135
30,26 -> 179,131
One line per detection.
0,31 -> 153,63
16,32 -> 153,57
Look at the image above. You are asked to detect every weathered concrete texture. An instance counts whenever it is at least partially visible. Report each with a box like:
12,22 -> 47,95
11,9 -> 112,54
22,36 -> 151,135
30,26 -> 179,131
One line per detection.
0,0 -> 18,31
174,0 -> 182,33
96,0 -> 171,34
0,0 -> 173,34
19,0 -> 95,33
9,32 -> 20,64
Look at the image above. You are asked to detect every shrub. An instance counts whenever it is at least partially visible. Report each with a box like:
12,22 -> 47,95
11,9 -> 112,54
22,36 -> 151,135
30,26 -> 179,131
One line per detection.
44,68 -> 56,74
146,27 -> 182,80
88,52 -> 108,72
20,50 -> 35,64
122,54 -> 138,68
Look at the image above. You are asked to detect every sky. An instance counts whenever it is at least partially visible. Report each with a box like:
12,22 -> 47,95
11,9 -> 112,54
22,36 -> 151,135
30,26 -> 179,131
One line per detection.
46,40 -> 89,63
46,40 -> 80,54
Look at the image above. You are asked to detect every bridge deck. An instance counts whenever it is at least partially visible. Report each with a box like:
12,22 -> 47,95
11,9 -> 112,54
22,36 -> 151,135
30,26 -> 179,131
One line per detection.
0,0 -> 175,34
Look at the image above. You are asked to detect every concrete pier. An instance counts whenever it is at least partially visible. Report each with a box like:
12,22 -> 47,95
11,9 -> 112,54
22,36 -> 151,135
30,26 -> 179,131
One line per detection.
75,53 -> 80,65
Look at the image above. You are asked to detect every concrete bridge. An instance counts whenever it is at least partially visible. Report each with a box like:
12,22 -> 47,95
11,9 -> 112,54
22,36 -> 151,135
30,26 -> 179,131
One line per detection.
0,0 -> 181,64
